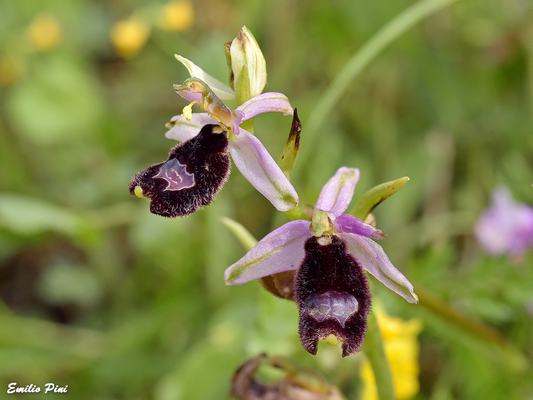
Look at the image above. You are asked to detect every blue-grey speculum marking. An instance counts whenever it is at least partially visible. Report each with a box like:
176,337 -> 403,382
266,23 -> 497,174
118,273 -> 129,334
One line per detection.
154,158 -> 196,191
307,290 -> 358,327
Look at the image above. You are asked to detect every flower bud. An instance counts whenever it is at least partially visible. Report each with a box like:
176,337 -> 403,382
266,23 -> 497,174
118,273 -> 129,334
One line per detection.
228,26 -> 267,105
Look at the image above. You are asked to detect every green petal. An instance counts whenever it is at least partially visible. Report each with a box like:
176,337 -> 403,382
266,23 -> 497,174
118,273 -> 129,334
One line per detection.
278,109 -> 301,179
175,55 -> 235,100
349,177 -> 409,221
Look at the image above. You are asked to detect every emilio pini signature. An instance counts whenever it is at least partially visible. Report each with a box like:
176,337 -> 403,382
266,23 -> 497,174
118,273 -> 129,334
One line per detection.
7,383 -> 68,395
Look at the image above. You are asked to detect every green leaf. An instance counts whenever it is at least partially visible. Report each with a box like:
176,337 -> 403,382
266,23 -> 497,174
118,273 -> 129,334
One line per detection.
0,193 -> 82,236
7,53 -> 103,145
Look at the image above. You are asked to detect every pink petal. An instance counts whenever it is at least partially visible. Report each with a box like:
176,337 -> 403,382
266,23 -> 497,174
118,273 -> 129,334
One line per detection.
236,93 -> 293,122
342,233 -> 418,304
229,129 -> 299,211
314,167 -> 360,217
231,110 -> 245,135
224,220 -> 311,285
335,214 -> 386,239
175,87 -> 203,104
165,114 -> 218,142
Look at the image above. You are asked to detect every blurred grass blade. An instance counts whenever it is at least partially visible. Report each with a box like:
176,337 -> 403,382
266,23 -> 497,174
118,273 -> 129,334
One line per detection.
0,193 -> 83,236
298,0 -> 459,169
350,177 -> 409,220
220,217 -> 258,251
0,313 -> 105,359
417,287 -> 528,372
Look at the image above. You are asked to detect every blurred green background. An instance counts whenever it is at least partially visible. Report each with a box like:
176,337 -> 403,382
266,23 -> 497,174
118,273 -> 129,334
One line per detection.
1,0 -> 532,399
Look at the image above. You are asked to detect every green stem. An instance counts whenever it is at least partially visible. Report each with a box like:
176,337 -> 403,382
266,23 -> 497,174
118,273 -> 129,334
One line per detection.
220,216 -> 258,251
297,0 -> 459,169
364,312 -> 396,400
235,80 -> 255,134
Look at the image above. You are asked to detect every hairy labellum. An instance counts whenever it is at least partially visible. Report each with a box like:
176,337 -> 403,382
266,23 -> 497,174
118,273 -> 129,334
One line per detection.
129,124 -> 230,217
295,235 -> 371,357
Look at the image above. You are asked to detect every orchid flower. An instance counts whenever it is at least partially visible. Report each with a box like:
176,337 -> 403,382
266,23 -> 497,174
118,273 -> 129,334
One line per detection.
129,27 -> 299,217
225,167 -> 418,357
475,186 -> 533,256
165,59 -> 298,212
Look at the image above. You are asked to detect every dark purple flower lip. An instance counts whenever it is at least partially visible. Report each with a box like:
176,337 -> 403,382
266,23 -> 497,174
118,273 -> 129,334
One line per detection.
129,124 -> 230,217
296,235 -> 371,357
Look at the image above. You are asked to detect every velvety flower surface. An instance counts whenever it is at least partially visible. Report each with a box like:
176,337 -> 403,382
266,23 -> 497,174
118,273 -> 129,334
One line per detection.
225,167 -> 418,356
475,186 -> 533,256
129,124 -> 230,217
166,56 -> 298,212
297,235 -> 372,356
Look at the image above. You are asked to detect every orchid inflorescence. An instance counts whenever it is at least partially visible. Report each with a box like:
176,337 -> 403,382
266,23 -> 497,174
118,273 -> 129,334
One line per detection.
129,26 -> 418,357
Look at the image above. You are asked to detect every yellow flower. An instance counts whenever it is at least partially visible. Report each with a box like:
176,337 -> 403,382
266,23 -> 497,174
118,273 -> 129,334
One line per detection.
27,14 -> 62,51
0,56 -> 26,86
360,312 -> 423,400
110,18 -> 150,59
160,0 -> 194,32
